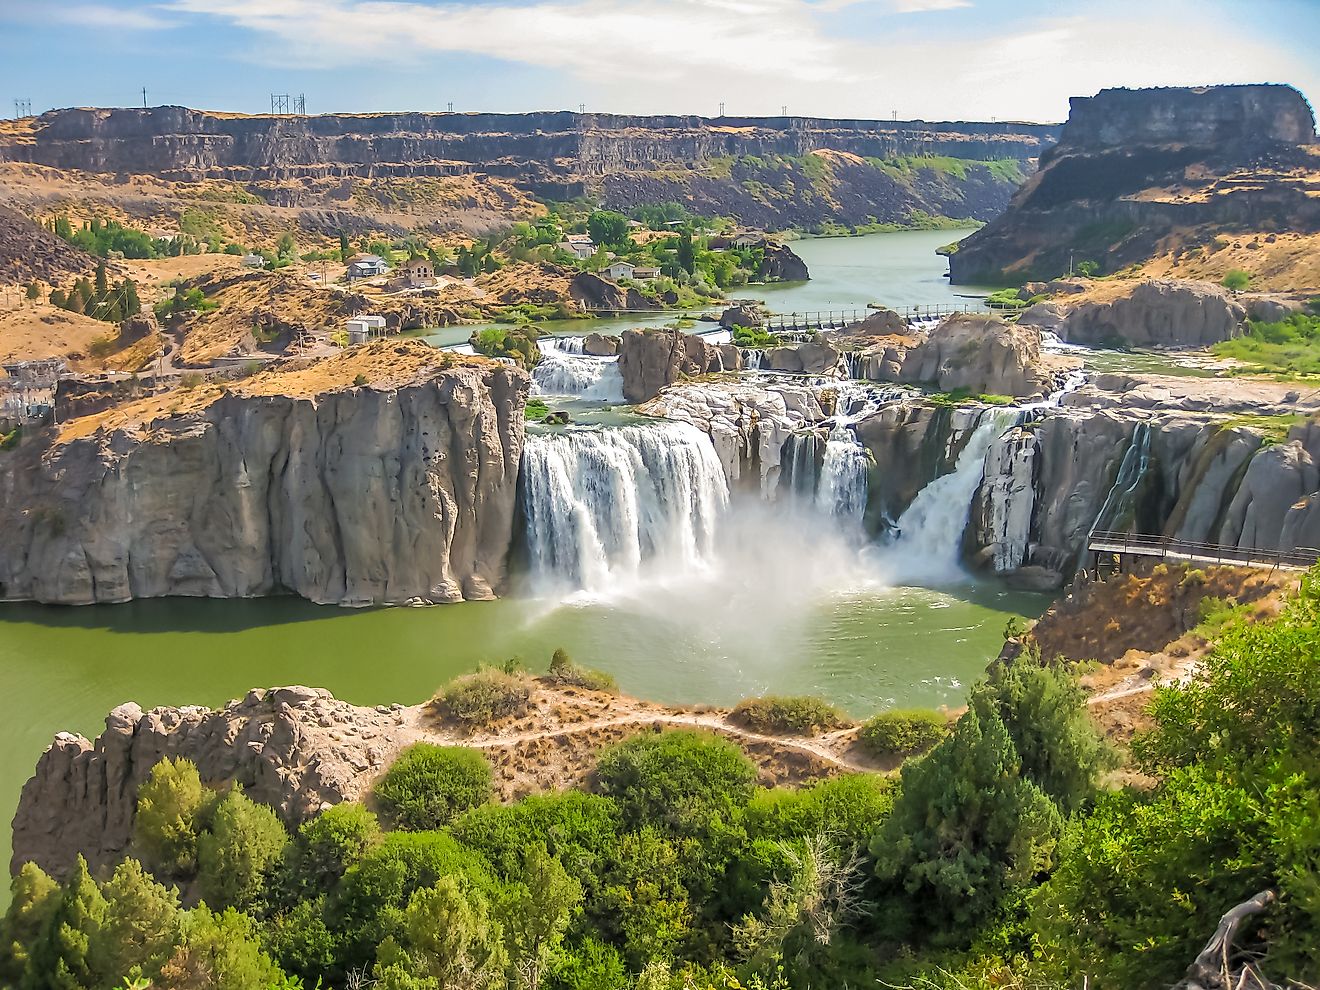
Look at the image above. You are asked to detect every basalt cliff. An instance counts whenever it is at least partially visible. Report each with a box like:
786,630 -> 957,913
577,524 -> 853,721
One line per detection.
0,341 -> 529,606
0,108 -> 1059,233
947,84 -> 1320,287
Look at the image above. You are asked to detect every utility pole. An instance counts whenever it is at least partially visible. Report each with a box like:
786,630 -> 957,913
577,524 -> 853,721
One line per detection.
718,101 -> 725,117
142,86 -> 147,108
578,103 -> 585,114
447,101 -> 454,112
781,105 -> 787,117
13,98 -> 32,118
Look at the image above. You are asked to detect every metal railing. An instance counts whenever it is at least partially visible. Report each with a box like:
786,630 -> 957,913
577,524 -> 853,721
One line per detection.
1087,530 -> 1320,572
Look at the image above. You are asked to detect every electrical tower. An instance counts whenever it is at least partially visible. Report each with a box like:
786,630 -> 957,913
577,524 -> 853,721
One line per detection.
447,101 -> 454,112
781,105 -> 787,116
271,93 -> 290,115
270,94 -> 307,115
578,103 -> 585,114
718,101 -> 725,117
13,98 -> 32,118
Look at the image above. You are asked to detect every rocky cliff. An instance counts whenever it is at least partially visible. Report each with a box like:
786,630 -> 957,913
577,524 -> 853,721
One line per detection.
617,328 -> 738,403
1018,278 -> 1247,347
0,108 -> 1058,232
948,84 -> 1320,285
0,341 -> 529,606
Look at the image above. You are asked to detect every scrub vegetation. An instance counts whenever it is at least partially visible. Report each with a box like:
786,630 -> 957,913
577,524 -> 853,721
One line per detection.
3,569 -> 1319,988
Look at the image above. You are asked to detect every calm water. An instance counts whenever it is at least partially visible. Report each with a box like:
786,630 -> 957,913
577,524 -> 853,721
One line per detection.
1,227 -> 1041,889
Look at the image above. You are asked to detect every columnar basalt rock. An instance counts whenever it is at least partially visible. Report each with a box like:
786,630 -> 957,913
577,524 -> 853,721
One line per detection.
1019,279 -> 1247,347
0,348 -> 529,606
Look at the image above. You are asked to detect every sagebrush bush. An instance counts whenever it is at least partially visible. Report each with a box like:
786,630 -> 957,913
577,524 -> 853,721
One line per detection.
858,709 -> 948,757
546,648 -> 618,693
374,743 -> 493,830
438,667 -> 532,725
730,695 -> 847,736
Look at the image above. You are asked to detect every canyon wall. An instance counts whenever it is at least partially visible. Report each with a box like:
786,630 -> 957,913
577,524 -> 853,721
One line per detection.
0,353 -> 529,606
948,84 -> 1320,284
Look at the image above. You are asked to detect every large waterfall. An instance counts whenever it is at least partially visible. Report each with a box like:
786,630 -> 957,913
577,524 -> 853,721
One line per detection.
882,409 -> 1019,584
520,422 -> 730,594
531,340 -> 624,403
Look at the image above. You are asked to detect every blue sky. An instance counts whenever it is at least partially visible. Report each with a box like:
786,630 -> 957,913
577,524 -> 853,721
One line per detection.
1,0 -> 1317,122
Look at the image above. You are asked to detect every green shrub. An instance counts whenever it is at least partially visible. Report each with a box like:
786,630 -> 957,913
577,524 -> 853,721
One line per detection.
196,787 -> 289,911
374,743 -> 493,830
133,757 -> 213,877
858,709 -> 948,757
545,647 -> 618,693
730,695 -> 847,736
525,398 -> 550,420
1221,269 -> 1251,291
438,667 -> 532,726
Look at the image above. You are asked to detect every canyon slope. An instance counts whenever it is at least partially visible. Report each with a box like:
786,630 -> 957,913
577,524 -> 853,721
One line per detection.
0,108 -> 1059,236
0,341 -> 528,606
947,84 -> 1320,289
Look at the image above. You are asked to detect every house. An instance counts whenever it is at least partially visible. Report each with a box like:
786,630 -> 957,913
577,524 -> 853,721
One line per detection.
605,261 -> 636,280
241,254 -> 265,268
559,234 -> 596,261
396,257 -> 435,288
347,254 -> 390,279
346,314 -> 388,345
632,266 -> 661,281
732,233 -> 764,249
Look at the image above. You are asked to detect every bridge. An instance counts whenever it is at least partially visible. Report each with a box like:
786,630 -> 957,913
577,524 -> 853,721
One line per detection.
1087,530 -> 1320,573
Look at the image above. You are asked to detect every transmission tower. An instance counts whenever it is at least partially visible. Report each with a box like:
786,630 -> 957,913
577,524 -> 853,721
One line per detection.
13,98 -> 31,118
294,93 -> 306,115
718,101 -> 725,117
447,101 -> 454,112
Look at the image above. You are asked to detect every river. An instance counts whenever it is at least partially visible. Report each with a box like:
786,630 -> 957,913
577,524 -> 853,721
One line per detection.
0,228 -> 1053,887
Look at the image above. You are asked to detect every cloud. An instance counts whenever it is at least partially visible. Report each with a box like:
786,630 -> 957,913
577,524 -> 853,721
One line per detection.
155,0 -> 1320,121
0,1 -> 173,29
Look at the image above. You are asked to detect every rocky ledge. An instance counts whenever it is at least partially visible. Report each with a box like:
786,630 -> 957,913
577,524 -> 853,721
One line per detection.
0,341 -> 529,606
1018,278 -> 1247,348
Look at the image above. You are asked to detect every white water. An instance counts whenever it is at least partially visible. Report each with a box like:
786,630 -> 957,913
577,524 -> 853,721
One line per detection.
531,346 -> 625,403
520,422 -> 730,594
881,409 -> 1019,585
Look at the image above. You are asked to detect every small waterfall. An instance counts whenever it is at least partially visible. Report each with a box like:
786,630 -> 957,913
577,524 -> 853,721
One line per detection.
546,336 -> 586,354
842,351 -> 865,380
740,348 -> 766,370
779,431 -> 822,498
885,408 -> 1019,582
531,350 -> 624,403
520,422 -> 730,593
1089,422 -> 1153,536
818,433 -> 870,524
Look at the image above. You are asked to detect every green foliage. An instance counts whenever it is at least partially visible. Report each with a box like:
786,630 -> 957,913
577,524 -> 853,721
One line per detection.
1073,259 -> 1100,278
134,757 -> 211,877
382,877 -> 508,990
546,936 -> 629,990
499,842 -> 583,990
375,744 -> 494,830
0,863 -> 60,985
545,649 -> 618,693
197,788 -> 290,911
525,398 -> 551,421
58,215 -> 164,259
1212,313 -> 1320,377
586,211 -> 633,249
743,774 -> 895,847
91,859 -> 181,983
25,281 -> 40,301
595,730 -> 758,834
594,827 -> 693,968
162,904 -> 295,989
471,326 -> 542,368
730,696 -> 847,736
731,324 -> 775,348
438,667 -> 533,726
870,699 -> 1062,938
287,802 -> 381,895
857,709 -> 948,757
1221,268 -> 1252,291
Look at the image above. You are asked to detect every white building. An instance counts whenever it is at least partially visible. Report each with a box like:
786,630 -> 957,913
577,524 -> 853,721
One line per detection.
346,314 -> 388,345
605,261 -> 635,280
241,254 -> 265,268
347,254 -> 390,279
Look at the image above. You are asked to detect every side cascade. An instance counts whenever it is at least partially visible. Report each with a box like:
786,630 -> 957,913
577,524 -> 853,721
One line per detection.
519,421 -> 730,593
531,339 -> 624,403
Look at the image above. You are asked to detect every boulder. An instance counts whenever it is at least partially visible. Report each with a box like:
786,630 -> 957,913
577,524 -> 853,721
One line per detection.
758,242 -> 811,282
896,315 -> 1063,398
852,308 -> 908,336
581,332 -> 620,356
1245,297 -> 1299,323
617,328 -> 724,403
1029,279 -> 1247,348
719,303 -> 766,329
763,341 -> 840,375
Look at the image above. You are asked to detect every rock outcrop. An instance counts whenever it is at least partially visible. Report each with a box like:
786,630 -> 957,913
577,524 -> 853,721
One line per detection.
844,315 -> 1070,398
763,340 -> 840,375
719,303 -> 766,329
617,328 -> 733,403
0,342 -> 529,606
12,686 -> 414,879
948,84 -> 1320,285
1019,279 -> 1246,347
757,241 -> 811,282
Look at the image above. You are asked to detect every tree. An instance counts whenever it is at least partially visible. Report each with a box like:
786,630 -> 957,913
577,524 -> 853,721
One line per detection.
121,278 -> 141,318
288,802 -> 381,895
500,843 -> 582,990
374,744 -> 493,831
134,757 -> 210,877
276,231 -> 297,260
196,787 -> 289,911
979,655 -> 1113,814
95,259 -> 108,300
48,289 -> 66,308
586,211 -> 632,249
595,828 -> 692,968
339,232 -> 351,262
89,858 -> 180,983
0,862 -> 60,985
23,855 -> 107,990
1222,269 -> 1251,292
54,215 -> 72,240
869,697 -> 1062,937
676,231 -> 695,274
25,281 -> 40,302
158,905 -> 294,990
390,877 -> 507,990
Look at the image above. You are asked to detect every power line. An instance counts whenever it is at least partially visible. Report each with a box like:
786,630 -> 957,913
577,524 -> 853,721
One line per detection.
13,98 -> 32,118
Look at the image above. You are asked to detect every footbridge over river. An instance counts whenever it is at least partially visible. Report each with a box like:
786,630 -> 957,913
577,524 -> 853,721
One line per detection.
1087,531 -> 1320,574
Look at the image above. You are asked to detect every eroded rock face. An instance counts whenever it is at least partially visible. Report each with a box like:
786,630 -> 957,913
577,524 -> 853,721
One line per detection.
617,328 -> 729,403
0,364 -> 529,606
12,687 -> 413,879
758,242 -> 810,282
1022,280 -> 1247,347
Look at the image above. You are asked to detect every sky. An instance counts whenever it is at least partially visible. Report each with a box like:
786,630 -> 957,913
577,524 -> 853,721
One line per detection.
0,0 -> 1317,123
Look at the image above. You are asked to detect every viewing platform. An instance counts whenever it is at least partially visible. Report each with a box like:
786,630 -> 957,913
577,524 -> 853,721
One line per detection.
1087,530 -> 1320,573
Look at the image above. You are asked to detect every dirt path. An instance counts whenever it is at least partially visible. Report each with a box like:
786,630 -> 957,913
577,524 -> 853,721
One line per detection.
415,709 -> 878,774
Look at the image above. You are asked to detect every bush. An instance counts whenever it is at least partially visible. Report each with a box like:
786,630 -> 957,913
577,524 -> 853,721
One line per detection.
374,743 -> 493,829
438,667 -> 532,726
545,648 -> 617,693
730,696 -> 847,736
134,757 -> 212,876
196,787 -> 290,911
858,709 -> 948,757
1222,269 -> 1251,291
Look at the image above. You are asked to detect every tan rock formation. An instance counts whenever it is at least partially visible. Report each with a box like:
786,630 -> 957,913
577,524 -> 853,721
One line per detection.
0,341 -> 529,606
617,328 -> 729,403
1019,279 -> 1247,347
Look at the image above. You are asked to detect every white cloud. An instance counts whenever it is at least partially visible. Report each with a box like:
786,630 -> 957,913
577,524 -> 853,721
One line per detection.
0,1 -> 173,29
889,0 -> 971,12
159,0 -> 1320,121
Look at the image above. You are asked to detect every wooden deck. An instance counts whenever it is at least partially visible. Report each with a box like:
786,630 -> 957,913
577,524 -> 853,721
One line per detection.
1087,530 -> 1320,572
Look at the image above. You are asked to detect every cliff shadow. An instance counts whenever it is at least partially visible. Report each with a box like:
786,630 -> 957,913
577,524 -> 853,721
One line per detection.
0,595 -> 372,635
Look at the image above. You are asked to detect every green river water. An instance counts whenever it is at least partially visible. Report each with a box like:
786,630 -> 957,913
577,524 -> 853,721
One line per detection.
1,229 -> 1057,883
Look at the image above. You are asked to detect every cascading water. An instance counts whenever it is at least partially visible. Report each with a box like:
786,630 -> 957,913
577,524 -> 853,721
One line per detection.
740,348 -> 766,370
1089,421 -> 1153,535
531,340 -> 624,403
882,408 -> 1020,584
519,422 -> 730,594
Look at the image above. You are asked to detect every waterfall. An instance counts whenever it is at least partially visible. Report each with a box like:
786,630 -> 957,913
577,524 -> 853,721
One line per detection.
883,409 -> 1019,583
817,434 -> 870,524
1089,422 -> 1153,536
740,348 -> 765,370
531,350 -> 624,403
520,422 -> 730,593
546,336 -> 586,354
779,432 -> 822,499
